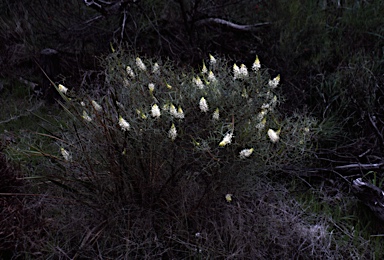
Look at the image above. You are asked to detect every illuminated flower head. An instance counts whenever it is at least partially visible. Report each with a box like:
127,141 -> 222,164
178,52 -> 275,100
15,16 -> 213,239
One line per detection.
152,62 -> 160,75
252,55 -> 261,72
92,100 -> 102,112
58,84 -> 68,94
168,123 -> 177,141
201,62 -> 208,74
233,64 -> 240,79
208,71 -> 217,83
199,97 -> 209,113
234,63 -> 248,79
151,104 -> 161,118
126,66 -> 135,78
268,74 -> 280,88
82,111 -> 92,122
219,132 -> 233,147
240,64 -> 248,78
148,83 -> 155,94
136,57 -> 147,71
176,106 -> 185,119
267,129 -> 280,143
60,147 -> 72,161
212,108 -> 220,120
225,194 -> 232,203
193,76 -> 204,89
209,54 -> 217,66
239,148 -> 254,159
118,116 -> 130,131
169,104 -> 178,117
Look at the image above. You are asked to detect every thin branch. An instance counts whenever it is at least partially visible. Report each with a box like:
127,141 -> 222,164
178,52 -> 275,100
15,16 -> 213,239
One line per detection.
334,162 -> 384,170
195,18 -> 271,31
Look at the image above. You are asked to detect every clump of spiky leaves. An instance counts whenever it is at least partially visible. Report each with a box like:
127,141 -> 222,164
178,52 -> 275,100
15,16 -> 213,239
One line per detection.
28,50 -> 324,258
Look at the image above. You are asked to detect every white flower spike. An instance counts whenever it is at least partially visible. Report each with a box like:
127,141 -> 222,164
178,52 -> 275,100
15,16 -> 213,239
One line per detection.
207,71 -> 217,83
176,106 -> 185,119
201,62 -> 208,74
92,100 -> 102,112
219,132 -> 233,147
239,148 -> 254,159
256,117 -> 266,131
60,147 -> 72,161
126,66 -> 135,78
168,123 -> 177,141
267,129 -> 280,143
58,84 -> 68,94
169,104 -> 178,117
136,57 -> 147,71
268,74 -> 280,88
240,64 -> 248,78
148,83 -> 155,94
82,111 -> 92,122
151,104 -> 161,118
152,62 -> 160,75
233,63 -> 240,79
193,76 -> 204,89
212,108 -> 220,120
209,54 -> 217,66
199,97 -> 209,113
225,194 -> 233,203
118,116 -> 130,131
252,55 -> 261,72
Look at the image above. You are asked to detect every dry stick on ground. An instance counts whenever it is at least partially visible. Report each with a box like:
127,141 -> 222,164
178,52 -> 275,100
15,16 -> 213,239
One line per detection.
195,18 -> 271,32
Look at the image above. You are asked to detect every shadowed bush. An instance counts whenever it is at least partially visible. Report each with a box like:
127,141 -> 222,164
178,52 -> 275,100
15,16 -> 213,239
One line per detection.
15,49 -> 371,258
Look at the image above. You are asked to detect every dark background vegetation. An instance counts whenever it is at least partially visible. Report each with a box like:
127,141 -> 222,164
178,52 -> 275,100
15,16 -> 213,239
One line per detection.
1,0 -> 384,258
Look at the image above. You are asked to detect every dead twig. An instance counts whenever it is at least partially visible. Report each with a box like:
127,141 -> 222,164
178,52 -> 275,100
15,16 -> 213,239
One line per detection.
195,18 -> 271,32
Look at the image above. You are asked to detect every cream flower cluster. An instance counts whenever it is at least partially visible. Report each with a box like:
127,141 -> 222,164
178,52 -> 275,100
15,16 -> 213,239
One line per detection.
118,116 -> 130,131
212,108 -> 220,120
136,57 -> 147,71
111,54 -> 284,157
168,123 -> 177,141
82,111 -> 92,122
168,104 -> 185,119
152,63 -> 160,75
239,148 -> 254,159
268,75 -> 280,88
209,54 -> 217,66
199,97 -> 209,113
151,104 -> 161,118
233,64 -> 248,79
219,132 -> 233,147
267,129 -> 280,143
92,100 -> 102,112
252,56 -> 261,72
126,66 -> 135,78
193,76 -> 205,89
58,84 -> 68,94
60,147 -> 72,161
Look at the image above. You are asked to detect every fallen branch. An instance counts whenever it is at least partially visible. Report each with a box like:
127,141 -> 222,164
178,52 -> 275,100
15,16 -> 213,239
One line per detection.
282,161 -> 384,178
195,18 -> 271,31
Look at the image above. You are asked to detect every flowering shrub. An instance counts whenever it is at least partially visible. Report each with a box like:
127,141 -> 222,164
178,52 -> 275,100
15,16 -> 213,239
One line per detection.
21,49 -> 326,258
50,50 -> 319,210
